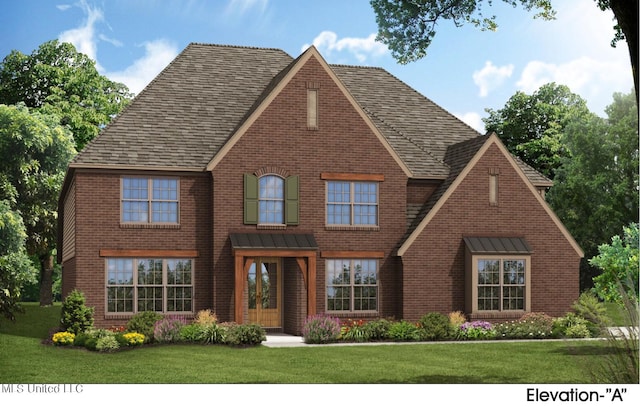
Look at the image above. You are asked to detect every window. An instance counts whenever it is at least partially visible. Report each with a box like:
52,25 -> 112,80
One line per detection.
326,181 -> 378,226
477,258 -> 526,311
259,175 -> 284,224
244,173 -> 299,225
326,259 -> 378,312
106,258 -> 193,314
121,177 -> 179,223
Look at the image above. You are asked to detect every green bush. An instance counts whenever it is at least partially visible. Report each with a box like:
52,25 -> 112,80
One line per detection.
60,289 -> 94,335
387,320 -> 421,341
201,322 -> 227,344
572,292 -> 610,337
224,323 -> 266,346
180,323 -> 206,343
495,313 -> 554,339
96,335 -> 120,352
340,319 -> 369,342
126,311 -> 163,343
457,321 -> 496,340
301,314 -> 341,344
362,318 -> 392,341
553,312 -> 591,338
73,332 -> 91,347
418,312 -> 453,340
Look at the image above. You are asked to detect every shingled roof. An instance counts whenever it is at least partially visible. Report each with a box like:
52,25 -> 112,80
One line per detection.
70,43 -> 549,185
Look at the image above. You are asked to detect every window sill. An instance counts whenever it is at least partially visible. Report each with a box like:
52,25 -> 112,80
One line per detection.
257,224 -> 287,230
325,226 -> 380,231
120,223 -> 180,229
325,311 -> 379,318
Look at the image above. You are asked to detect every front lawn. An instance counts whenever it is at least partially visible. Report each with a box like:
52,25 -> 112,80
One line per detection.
0,303 -> 628,384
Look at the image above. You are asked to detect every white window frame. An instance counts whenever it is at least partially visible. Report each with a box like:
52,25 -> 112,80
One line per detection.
258,175 -> 285,225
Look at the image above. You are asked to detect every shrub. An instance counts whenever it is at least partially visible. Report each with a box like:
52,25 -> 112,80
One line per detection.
553,312 -> 591,338
52,331 -> 75,346
448,311 -> 466,328
154,315 -> 188,343
194,309 -> 217,325
224,323 -> 266,346
495,313 -> 554,339
362,318 -> 392,341
457,321 -> 496,340
73,332 -> 91,347
340,319 -> 369,342
418,312 -> 453,340
387,320 -> 421,341
126,311 -> 163,343
572,292 -> 609,337
180,323 -> 206,343
96,335 -> 120,352
60,289 -> 94,335
201,322 -> 226,344
301,314 -> 341,344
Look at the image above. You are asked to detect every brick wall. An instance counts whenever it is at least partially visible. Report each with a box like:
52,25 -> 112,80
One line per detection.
401,143 -> 581,321
211,55 -> 408,327
64,170 -> 213,327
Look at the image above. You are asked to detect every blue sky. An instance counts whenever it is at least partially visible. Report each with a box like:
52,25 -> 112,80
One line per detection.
0,0 -> 634,133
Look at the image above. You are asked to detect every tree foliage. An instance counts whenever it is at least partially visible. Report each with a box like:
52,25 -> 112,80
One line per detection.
371,0 -> 555,64
0,200 -> 37,323
370,0 -> 638,98
483,83 -> 592,179
0,103 -> 76,306
546,90 -> 639,290
589,223 -> 639,304
0,40 -> 132,151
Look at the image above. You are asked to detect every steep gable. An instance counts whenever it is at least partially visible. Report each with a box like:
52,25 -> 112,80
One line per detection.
206,46 -> 411,176
397,134 -> 583,257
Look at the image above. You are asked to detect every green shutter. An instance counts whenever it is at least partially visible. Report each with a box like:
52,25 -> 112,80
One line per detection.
285,175 -> 299,225
244,173 -> 258,224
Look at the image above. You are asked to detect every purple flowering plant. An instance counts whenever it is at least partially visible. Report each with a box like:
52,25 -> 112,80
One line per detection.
301,314 -> 341,344
457,320 -> 496,340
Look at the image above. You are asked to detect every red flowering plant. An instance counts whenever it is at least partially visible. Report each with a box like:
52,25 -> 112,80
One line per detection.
340,319 -> 369,342
109,325 -> 126,333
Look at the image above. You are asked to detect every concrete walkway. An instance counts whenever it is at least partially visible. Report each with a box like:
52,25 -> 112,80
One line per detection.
263,327 -> 637,348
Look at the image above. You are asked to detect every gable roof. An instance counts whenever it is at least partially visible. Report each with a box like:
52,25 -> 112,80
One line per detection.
69,43 -> 548,185
397,134 -> 583,257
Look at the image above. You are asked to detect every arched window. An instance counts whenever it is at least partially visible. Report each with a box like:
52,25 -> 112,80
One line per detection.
259,175 -> 284,224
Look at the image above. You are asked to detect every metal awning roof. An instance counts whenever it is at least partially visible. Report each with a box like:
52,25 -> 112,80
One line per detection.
230,233 -> 318,250
463,237 -> 532,254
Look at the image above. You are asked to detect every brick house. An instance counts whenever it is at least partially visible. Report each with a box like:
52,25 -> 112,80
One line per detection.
57,43 -> 583,333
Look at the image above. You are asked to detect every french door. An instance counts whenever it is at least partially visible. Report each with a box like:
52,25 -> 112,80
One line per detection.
247,258 -> 281,327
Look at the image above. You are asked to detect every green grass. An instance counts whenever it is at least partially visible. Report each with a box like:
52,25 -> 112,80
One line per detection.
0,303 -> 627,384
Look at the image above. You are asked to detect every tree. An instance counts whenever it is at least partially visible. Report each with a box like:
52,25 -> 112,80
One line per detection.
483,83 -> 592,179
589,223 -> 639,304
547,90 -> 639,289
0,40 -> 132,151
0,104 -> 76,306
371,0 -> 638,99
0,200 -> 37,322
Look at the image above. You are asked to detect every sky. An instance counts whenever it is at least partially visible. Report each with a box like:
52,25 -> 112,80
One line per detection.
0,0 -> 634,134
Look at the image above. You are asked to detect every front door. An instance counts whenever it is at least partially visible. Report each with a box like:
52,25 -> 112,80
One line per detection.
247,258 -> 281,327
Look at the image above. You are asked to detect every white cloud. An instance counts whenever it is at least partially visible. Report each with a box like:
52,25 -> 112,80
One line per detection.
56,1 -> 177,95
455,112 -> 485,133
58,0 -> 104,69
107,40 -> 179,94
56,4 -> 71,11
302,31 -> 387,63
225,0 -> 268,15
516,57 -> 632,112
472,61 -> 514,97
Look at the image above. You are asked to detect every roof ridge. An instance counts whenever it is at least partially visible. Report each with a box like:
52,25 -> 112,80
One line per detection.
187,42 -> 292,55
